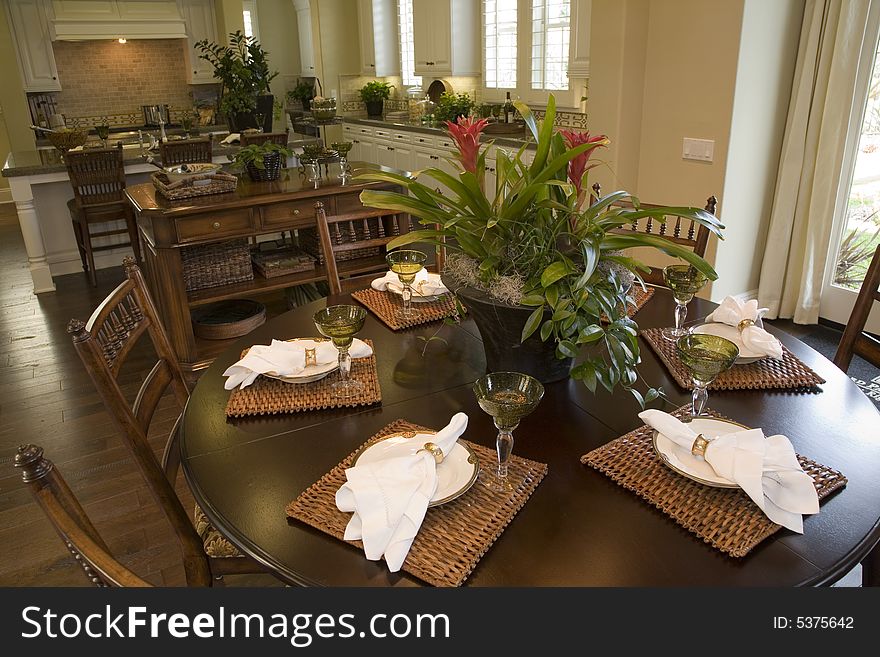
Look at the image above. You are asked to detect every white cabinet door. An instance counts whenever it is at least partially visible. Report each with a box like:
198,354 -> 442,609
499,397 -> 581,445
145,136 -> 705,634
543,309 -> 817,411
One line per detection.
357,0 -> 376,76
359,137 -> 379,166
294,1 -> 317,77
5,0 -> 60,92
180,0 -> 217,84
413,149 -> 434,175
484,157 -> 497,200
376,142 -> 397,169
412,0 -> 432,74
394,144 -> 414,173
358,0 -> 400,77
413,0 -> 477,77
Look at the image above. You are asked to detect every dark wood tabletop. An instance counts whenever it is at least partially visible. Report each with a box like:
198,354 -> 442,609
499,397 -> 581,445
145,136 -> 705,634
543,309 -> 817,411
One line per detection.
180,289 -> 880,586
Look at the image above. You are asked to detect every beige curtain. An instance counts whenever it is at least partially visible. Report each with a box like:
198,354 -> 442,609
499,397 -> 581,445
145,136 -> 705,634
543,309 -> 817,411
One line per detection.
758,0 -> 879,324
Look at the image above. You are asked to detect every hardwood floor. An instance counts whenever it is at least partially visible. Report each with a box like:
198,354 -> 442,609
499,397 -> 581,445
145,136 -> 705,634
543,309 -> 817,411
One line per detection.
0,203 -> 280,586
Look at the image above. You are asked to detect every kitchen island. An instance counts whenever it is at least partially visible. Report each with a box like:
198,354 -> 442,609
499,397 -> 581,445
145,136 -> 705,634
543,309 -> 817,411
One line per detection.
2,131 -> 320,294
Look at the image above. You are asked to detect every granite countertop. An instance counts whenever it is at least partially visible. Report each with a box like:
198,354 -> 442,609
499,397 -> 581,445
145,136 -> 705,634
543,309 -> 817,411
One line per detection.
2,131 -> 321,177
342,116 -> 537,150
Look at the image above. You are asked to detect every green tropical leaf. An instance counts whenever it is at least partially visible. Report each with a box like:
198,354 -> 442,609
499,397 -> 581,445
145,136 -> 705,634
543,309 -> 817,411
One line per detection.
521,306 -> 544,341
541,261 -> 569,287
600,233 -> 719,279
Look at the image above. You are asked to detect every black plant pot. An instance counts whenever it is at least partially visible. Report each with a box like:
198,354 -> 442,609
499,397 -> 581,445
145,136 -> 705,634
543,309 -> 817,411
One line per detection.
365,100 -> 384,118
245,152 -> 282,182
443,275 -> 573,384
302,98 -> 312,113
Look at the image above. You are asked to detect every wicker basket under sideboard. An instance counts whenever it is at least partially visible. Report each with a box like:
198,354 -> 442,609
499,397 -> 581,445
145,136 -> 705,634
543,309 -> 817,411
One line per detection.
181,239 -> 254,292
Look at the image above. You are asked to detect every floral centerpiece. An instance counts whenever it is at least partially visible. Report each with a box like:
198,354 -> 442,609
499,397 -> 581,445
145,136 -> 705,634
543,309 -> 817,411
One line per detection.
356,96 -> 723,402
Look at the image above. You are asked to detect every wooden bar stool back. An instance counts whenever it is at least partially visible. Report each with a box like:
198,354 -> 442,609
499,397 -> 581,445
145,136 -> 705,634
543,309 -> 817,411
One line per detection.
65,143 -> 141,286
67,258 -> 264,585
240,130 -> 289,147
14,444 -> 156,587
159,137 -> 213,166
834,245 -> 880,371
591,182 -> 717,286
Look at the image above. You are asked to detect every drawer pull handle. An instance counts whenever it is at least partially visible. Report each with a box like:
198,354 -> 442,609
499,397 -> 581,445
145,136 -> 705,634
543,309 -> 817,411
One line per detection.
292,209 -> 300,216
211,221 -> 221,230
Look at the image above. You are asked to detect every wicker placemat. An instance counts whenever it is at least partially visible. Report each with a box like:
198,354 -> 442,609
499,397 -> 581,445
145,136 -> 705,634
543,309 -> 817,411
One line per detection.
642,328 -> 825,391
286,419 -> 548,586
225,340 -> 381,417
351,288 -> 458,331
580,405 -> 847,557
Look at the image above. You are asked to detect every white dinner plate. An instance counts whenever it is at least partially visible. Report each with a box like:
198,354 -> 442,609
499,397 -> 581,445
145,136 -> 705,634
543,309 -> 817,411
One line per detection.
351,431 -> 479,506
691,322 -> 765,364
652,417 -> 751,489
261,338 -> 339,384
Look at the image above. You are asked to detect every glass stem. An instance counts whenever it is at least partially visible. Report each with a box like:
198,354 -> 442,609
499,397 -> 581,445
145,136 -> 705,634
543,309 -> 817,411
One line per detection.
338,346 -> 351,384
402,282 -> 413,316
692,383 -> 708,417
495,429 -> 514,480
674,302 -> 687,333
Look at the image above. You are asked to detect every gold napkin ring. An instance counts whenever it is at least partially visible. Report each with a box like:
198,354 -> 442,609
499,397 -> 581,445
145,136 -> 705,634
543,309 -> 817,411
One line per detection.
737,318 -> 756,331
691,433 -> 709,458
304,347 -> 317,368
418,442 -> 444,464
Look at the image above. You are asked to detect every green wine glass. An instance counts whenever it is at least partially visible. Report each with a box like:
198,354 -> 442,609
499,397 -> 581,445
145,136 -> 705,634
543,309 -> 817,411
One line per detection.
473,371 -> 544,492
675,333 -> 739,418
662,264 -> 709,340
331,140 -> 353,181
386,250 -> 427,320
181,112 -> 194,138
313,305 -> 367,397
95,123 -> 110,148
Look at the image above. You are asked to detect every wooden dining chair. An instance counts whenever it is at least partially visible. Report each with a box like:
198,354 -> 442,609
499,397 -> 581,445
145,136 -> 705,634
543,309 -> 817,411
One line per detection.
14,444 -> 158,587
65,143 -> 141,287
160,137 -> 213,166
67,257 -> 266,585
240,130 -> 290,147
591,182 -> 717,286
833,245 -> 880,371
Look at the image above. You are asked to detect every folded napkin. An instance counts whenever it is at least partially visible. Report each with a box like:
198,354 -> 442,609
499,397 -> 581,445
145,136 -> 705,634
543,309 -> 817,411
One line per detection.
222,338 -> 373,390
705,296 -> 783,359
220,133 -> 240,145
371,269 -> 449,298
639,410 -> 819,532
335,413 -> 469,572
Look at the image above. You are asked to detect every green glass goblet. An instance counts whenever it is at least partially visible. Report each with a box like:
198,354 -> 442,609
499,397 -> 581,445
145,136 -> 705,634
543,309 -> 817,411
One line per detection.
386,250 -> 428,320
331,141 -> 353,181
473,371 -> 545,492
662,264 -> 709,341
313,305 -> 368,397
95,123 -> 110,148
675,333 -> 739,418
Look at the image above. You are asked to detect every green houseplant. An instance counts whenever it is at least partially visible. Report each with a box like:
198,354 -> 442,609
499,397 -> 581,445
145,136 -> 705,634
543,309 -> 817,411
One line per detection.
231,142 -> 292,182
433,92 -> 475,123
195,31 -> 278,132
287,79 -> 316,112
359,80 -> 395,118
356,96 -> 724,402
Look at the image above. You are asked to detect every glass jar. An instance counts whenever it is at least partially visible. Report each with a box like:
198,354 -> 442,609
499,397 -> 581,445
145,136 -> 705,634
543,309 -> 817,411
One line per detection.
311,97 -> 337,122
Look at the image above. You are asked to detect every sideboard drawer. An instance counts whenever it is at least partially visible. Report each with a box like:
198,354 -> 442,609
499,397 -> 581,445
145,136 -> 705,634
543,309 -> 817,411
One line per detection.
335,186 -> 396,216
261,197 -> 331,227
175,209 -> 253,243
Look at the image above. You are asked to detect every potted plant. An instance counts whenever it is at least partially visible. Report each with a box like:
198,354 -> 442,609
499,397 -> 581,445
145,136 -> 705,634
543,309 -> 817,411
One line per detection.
287,79 -> 316,112
231,142 -> 292,182
356,95 -> 724,402
359,81 -> 394,118
195,31 -> 278,133
433,92 -> 475,123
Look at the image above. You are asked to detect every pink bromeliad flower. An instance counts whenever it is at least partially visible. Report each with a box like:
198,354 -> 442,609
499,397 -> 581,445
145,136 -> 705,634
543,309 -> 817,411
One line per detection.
445,116 -> 489,175
559,129 -> 609,204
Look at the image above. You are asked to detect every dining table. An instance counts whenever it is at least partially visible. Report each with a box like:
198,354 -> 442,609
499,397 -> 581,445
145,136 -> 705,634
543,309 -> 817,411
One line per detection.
179,288 -> 880,586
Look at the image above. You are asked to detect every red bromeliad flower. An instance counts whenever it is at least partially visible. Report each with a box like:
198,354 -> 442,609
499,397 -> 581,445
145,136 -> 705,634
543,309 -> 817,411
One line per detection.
445,116 -> 489,175
559,129 -> 608,202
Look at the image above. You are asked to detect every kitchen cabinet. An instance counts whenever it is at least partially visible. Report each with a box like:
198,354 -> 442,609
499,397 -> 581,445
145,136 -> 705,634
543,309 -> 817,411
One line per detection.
178,0 -> 217,84
357,0 -> 400,77
5,0 -> 61,92
568,0 -> 591,78
293,0 -> 317,77
412,0 -> 478,78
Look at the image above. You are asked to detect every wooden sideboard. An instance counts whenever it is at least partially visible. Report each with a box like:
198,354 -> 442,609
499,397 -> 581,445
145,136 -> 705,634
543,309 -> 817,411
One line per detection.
125,164 -> 408,371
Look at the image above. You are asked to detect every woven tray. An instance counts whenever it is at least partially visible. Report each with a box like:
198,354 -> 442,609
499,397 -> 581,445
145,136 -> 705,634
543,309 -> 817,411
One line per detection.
151,171 -> 238,199
225,340 -> 381,417
351,288 -> 458,330
251,245 -> 316,278
642,328 -> 825,391
580,405 -> 847,557
286,419 -> 548,586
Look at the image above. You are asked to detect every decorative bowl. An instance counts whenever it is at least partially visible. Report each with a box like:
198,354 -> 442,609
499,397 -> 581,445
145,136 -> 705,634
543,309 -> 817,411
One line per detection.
47,128 -> 89,153
163,162 -> 222,183
311,97 -> 337,121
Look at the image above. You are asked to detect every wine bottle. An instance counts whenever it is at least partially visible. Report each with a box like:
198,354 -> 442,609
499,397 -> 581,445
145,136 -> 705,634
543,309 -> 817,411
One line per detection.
504,92 -> 514,124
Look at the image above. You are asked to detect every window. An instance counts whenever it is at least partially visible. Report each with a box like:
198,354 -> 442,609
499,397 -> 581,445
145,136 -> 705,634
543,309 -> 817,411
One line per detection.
242,0 -> 260,42
484,0 -> 518,89
398,0 -> 421,87
531,0 -> 570,91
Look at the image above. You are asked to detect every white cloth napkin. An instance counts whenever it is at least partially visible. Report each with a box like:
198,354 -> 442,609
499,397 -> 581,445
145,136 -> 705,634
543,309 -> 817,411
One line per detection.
222,338 -> 373,390
371,269 -> 449,298
639,410 -> 819,532
705,296 -> 783,359
335,413 -> 469,572
220,133 -> 240,145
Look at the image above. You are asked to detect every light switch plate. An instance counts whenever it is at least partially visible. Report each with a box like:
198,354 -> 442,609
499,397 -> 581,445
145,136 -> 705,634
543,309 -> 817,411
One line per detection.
682,138 -> 714,162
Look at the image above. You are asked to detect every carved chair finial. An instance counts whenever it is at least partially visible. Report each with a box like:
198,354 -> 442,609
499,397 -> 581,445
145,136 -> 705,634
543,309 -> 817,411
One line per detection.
14,444 -> 54,483
122,256 -> 139,276
67,318 -> 89,341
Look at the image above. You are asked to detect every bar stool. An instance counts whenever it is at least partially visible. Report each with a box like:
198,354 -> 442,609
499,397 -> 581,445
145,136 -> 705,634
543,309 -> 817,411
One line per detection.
65,144 -> 141,287
159,137 -> 213,166
240,129 -> 290,147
